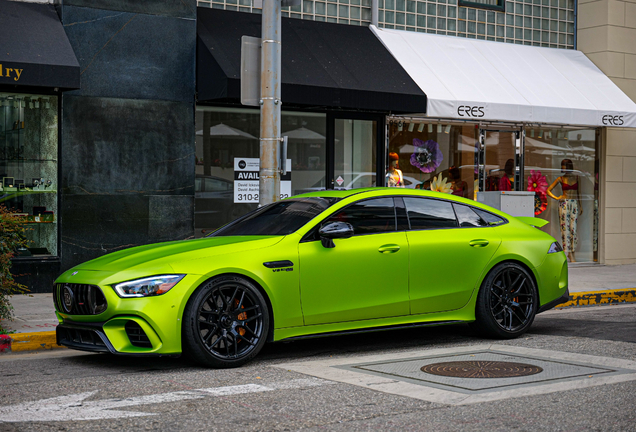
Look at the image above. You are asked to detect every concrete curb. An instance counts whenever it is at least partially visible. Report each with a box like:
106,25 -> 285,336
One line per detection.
2,331 -> 64,353
1,289 -> 634,354
555,289 -> 636,309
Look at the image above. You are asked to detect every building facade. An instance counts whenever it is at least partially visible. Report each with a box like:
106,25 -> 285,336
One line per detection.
2,0 -> 635,293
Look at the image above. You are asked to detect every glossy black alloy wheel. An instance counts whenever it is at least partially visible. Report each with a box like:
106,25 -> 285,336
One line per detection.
183,276 -> 269,368
488,267 -> 535,333
473,262 -> 537,339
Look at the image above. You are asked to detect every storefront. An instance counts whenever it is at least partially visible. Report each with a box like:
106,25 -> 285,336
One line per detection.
196,8 -> 636,266
374,27 -> 636,264
0,0 -> 80,288
195,8 -> 427,235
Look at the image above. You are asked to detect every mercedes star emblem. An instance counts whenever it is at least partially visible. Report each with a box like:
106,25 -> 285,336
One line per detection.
62,286 -> 74,313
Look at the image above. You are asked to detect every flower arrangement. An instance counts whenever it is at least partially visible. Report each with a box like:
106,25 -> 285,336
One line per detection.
429,175 -> 453,194
410,139 -> 443,173
527,170 -> 548,216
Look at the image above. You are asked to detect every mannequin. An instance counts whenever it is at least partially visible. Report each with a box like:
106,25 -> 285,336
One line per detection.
386,152 -> 404,187
547,158 -> 582,262
449,166 -> 468,198
498,159 -> 515,191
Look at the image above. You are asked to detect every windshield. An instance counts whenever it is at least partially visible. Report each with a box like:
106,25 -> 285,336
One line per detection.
210,197 -> 340,236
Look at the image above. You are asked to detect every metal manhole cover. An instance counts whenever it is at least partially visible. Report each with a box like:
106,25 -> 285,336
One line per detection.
421,361 -> 543,378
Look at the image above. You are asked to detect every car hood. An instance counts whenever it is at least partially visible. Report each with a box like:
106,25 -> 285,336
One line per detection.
70,236 -> 284,274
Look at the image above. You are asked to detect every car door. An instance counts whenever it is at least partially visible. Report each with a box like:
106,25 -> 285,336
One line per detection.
298,197 -> 410,325
403,197 -> 502,314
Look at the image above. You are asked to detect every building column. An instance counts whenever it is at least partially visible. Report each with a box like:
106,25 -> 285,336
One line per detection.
578,0 -> 636,264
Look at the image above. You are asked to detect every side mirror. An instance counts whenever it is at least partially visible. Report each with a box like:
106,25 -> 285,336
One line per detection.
318,222 -> 354,248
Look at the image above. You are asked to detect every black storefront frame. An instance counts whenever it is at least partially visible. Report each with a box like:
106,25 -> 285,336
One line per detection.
326,111 -> 387,190
197,102 -> 390,194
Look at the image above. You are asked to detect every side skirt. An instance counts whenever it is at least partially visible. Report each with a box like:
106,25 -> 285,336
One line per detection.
276,320 -> 465,342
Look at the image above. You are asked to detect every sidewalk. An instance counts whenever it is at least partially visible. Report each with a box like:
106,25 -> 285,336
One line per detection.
1,264 -> 635,353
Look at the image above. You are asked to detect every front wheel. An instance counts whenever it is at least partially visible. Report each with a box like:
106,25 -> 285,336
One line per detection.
182,275 -> 269,368
472,262 -> 537,339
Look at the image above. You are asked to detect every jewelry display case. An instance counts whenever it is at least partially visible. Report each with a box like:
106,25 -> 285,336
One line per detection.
0,94 -> 58,257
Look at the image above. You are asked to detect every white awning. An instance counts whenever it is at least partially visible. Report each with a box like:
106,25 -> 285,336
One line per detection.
371,26 -> 636,128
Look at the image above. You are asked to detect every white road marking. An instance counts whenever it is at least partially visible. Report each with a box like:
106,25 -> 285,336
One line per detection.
0,378 -> 333,422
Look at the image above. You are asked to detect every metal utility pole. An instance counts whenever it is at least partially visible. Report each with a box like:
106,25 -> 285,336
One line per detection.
371,0 -> 379,26
259,0 -> 282,206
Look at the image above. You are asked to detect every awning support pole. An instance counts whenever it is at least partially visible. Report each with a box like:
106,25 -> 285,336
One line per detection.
259,0 -> 282,206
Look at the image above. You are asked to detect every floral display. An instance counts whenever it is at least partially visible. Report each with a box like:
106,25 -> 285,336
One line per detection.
527,169 -> 548,216
410,139 -> 443,173
429,174 -> 453,194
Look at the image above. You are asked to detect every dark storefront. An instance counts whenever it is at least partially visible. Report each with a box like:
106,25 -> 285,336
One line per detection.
6,3 -> 427,292
195,8 -> 427,234
1,0 -> 79,292
4,0 -> 196,292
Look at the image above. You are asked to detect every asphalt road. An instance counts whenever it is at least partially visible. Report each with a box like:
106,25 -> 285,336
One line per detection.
1,304 -> 635,431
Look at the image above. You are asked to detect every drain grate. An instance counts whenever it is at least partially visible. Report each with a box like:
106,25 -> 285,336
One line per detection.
421,361 -> 543,378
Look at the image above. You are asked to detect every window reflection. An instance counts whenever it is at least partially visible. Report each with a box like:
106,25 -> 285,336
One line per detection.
386,121 -> 478,198
524,128 -> 599,263
195,107 -> 326,236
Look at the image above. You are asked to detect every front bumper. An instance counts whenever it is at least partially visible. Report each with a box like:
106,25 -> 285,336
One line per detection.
57,317 -> 178,357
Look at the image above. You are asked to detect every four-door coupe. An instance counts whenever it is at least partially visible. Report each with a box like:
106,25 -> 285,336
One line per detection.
54,188 -> 569,368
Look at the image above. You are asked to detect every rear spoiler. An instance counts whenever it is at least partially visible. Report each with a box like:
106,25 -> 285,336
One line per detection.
516,216 -> 549,228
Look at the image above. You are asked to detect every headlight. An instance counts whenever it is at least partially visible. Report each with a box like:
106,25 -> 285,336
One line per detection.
548,242 -> 563,254
113,275 -> 185,298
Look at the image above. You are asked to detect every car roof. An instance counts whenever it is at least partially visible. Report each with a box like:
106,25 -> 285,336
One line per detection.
294,187 -> 461,200
292,187 -> 510,218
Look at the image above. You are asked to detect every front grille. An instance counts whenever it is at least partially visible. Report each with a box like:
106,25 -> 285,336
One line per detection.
57,326 -> 108,351
55,283 -> 108,315
125,321 -> 152,348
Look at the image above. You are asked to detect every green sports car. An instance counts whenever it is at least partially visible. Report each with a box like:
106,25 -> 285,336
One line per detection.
54,188 -> 569,368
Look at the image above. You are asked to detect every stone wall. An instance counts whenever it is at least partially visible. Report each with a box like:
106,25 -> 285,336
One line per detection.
55,0 -> 196,272
578,0 -> 636,264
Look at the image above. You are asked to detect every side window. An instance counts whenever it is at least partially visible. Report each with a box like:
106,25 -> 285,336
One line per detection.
195,177 -> 202,192
325,197 -> 396,235
473,208 -> 506,226
453,204 -> 488,228
404,197 -> 457,229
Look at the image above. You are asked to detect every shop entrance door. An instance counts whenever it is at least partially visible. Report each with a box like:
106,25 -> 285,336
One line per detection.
327,113 -> 385,190
477,129 -> 523,192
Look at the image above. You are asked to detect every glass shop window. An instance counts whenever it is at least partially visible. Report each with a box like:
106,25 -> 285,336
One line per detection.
386,121 -> 479,199
0,93 -> 58,257
195,106 -> 326,237
324,198 -> 396,235
524,127 -> 600,263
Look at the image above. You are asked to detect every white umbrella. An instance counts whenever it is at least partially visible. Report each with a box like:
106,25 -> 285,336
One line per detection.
196,123 -> 257,139
283,127 -> 326,141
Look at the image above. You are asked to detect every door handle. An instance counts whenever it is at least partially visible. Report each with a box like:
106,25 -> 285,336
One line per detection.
469,239 -> 489,247
378,244 -> 401,253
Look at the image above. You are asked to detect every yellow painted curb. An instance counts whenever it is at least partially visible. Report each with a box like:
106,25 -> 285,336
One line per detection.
556,289 -> 636,308
9,331 -> 64,352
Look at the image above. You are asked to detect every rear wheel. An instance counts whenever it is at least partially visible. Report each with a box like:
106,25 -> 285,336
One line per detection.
182,275 -> 269,368
472,262 -> 537,339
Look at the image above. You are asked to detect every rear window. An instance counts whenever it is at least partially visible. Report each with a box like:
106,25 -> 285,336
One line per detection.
453,204 -> 488,228
211,197 -> 339,236
473,208 -> 506,226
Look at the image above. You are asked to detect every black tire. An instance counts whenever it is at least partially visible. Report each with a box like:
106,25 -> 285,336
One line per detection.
182,275 -> 269,368
472,262 -> 538,339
